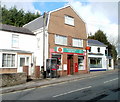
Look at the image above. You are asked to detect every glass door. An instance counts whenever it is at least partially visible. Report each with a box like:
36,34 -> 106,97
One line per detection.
18,55 -> 30,73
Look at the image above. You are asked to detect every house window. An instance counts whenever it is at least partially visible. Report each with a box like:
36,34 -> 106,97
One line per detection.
55,35 -> 67,46
2,53 -> 15,67
109,59 -> 111,67
12,34 -> 19,48
72,38 -> 83,47
89,58 -> 102,68
97,47 -> 100,52
105,50 -> 107,56
65,15 -> 74,26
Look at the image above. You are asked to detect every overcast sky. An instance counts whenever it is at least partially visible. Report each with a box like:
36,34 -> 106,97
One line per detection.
1,0 -> 119,46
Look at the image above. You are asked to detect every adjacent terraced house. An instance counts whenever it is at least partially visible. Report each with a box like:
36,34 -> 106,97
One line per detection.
0,24 -> 37,75
88,39 -> 114,71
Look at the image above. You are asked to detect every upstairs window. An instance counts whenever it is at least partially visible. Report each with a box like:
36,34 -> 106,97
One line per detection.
89,47 -> 91,52
105,50 -> 107,55
55,35 -> 67,46
97,47 -> 100,52
12,34 -> 19,48
72,38 -> 83,47
65,15 -> 74,26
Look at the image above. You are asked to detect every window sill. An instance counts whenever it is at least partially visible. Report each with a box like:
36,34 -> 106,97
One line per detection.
78,69 -> 85,70
55,44 -> 84,49
72,46 -> 83,48
12,47 -> 19,49
1,67 -> 17,68
55,44 -> 68,47
65,23 -> 75,27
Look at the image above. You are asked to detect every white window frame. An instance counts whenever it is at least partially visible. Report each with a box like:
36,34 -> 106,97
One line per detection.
55,35 -> 67,46
65,15 -> 74,26
72,38 -> 83,47
2,53 -> 17,68
12,34 -> 19,48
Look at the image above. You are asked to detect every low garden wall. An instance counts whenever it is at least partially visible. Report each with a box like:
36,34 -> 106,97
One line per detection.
0,72 -> 27,87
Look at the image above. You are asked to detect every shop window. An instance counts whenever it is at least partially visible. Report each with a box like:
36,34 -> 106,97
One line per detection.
78,56 -> 84,70
89,58 -> 102,68
52,54 -> 61,65
65,15 -> 74,26
55,35 -> 67,46
12,34 -> 19,48
72,38 -> 83,47
2,53 -> 15,67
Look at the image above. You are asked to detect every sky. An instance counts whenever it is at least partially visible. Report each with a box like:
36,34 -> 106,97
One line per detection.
1,0 -> 119,47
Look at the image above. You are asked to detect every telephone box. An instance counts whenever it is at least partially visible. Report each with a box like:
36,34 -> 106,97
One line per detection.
46,58 -> 57,78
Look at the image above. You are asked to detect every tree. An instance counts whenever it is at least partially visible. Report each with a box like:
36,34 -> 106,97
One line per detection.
88,30 -> 117,63
1,5 -> 40,27
89,30 -> 109,45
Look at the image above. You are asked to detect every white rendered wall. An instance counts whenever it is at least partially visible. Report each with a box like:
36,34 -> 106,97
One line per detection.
88,45 -> 107,70
88,45 -> 107,56
0,30 -> 37,74
0,30 -> 37,53
33,27 -> 49,70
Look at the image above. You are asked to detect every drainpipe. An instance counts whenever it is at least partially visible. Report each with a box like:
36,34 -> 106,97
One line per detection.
43,12 -> 47,78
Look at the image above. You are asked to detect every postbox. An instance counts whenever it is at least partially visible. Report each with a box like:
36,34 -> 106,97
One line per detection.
75,63 -> 78,72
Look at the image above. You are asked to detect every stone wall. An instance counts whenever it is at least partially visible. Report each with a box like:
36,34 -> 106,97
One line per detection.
0,72 -> 27,87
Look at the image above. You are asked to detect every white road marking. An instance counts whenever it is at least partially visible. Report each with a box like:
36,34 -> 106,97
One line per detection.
104,78 -> 118,83
53,86 -> 92,98
2,71 -> 117,95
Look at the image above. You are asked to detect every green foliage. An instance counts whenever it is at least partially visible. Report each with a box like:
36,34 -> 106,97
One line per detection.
1,5 -> 40,27
88,30 -> 117,62
88,30 -> 109,45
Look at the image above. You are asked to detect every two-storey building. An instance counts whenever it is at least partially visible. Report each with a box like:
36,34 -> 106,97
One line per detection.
24,5 -> 88,76
88,39 -> 114,71
0,24 -> 38,75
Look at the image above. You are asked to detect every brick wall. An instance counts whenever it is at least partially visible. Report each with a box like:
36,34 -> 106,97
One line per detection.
0,68 -> 17,73
48,6 -> 87,40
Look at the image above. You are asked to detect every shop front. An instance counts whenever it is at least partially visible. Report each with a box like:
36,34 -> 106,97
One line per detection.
88,56 -> 107,71
49,47 -> 88,76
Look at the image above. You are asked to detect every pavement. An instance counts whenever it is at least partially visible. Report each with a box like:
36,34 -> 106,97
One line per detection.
0,69 -> 119,95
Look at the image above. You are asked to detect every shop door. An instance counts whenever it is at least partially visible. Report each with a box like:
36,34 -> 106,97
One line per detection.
67,55 -> 73,75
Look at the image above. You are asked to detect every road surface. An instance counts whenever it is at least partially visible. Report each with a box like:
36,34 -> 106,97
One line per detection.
1,71 -> 119,101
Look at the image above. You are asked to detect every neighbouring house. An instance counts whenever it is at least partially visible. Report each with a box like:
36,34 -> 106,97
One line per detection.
88,39 -> 114,71
23,5 -> 88,76
0,24 -> 39,76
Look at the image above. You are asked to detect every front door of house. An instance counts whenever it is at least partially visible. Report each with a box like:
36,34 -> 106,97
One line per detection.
67,55 -> 73,75
18,55 -> 31,73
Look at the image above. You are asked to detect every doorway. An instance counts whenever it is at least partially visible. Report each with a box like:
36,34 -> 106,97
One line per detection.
18,55 -> 31,73
67,55 -> 73,75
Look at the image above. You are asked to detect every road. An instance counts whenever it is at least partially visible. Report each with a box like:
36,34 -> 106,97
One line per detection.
1,71 -> 119,101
